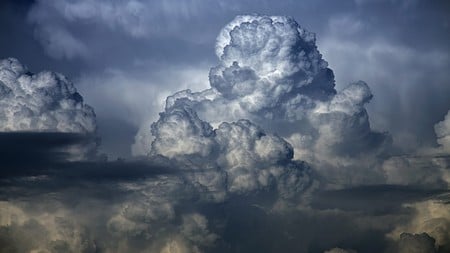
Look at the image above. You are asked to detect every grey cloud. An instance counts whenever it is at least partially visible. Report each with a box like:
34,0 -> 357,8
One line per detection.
397,233 -> 437,253
387,199 -> 450,252
324,248 -> 357,253
0,132 -> 97,177
319,0 -> 450,151
310,185 -> 449,215
435,110 -> 450,153
180,213 -> 218,248
26,0 -> 247,62
381,155 -> 450,188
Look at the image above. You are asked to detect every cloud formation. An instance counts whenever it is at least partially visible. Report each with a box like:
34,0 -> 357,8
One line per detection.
0,58 -> 96,133
132,14 -> 450,252
397,233 -> 437,253
1,11 -> 450,253
0,57 -> 97,159
435,110 -> 450,153
136,15 -> 391,186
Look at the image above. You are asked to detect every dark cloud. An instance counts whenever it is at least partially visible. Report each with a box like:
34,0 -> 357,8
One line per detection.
397,233 -> 437,253
311,185 -> 450,214
0,132 -> 96,176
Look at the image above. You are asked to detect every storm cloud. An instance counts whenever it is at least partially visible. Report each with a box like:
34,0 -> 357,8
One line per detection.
136,15 -> 391,187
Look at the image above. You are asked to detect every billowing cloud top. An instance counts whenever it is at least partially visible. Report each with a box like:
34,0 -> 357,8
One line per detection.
213,15 -> 336,105
0,58 -> 96,133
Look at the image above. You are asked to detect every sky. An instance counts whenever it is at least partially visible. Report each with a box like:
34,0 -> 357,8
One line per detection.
0,0 -> 449,253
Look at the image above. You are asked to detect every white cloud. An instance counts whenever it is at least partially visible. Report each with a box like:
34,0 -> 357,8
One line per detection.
0,58 -> 96,133
138,15 -> 390,186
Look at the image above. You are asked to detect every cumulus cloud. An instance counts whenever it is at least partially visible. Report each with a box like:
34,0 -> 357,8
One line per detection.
1,9 -> 449,253
150,101 -> 313,200
0,57 -> 97,159
0,58 -> 96,133
131,15 -> 450,252
136,15 -> 391,186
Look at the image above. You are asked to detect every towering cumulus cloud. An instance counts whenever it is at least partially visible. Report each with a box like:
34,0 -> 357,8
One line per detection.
137,15 -> 390,185
0,58 -> 96,133
0,58 -> 97,159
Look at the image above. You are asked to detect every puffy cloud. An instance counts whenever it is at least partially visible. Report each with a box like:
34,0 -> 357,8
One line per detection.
150,100 -> 313,198
0,58 -> 97,160
0,201 -> 97,253
212,15 -> 336,106
151,104 -> 217,159
137,14 -> 390,186
0,58 -> 96,133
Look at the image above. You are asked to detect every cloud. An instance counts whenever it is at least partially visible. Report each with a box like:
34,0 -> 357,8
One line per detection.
0,57 -> 98,159
381,155 -> 450,188
150,101 -> 313,200
379,109 -> 450,190
324,248 -> 356,253
388,199 -> 450,252
397,233 -> 437,253
136,15 -> 391,186
310,185 -> 449,215
319,22 -> 450,152
0,58 -> 96,133
1,10 -> 450,253
435,110 -> 450,153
